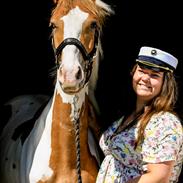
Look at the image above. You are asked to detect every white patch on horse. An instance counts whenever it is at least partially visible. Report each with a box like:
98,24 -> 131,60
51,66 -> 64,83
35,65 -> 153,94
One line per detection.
28,99 -> 54,182
56,81 -> 88,122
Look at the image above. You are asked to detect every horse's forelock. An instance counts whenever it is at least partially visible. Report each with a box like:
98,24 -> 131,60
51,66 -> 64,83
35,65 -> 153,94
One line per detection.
51,0 -> 113,25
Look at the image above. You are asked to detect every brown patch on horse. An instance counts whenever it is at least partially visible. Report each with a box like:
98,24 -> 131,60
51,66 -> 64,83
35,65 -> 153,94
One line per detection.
88,100 -> 102,141
79,15 -> 97,54
37,94 -> 98,182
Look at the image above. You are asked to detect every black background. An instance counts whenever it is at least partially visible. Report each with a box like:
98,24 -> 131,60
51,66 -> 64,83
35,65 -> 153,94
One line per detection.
0,0 -> 183,122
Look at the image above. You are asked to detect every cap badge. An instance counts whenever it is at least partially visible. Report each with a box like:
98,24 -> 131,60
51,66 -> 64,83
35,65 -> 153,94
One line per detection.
151,49 -> 157,55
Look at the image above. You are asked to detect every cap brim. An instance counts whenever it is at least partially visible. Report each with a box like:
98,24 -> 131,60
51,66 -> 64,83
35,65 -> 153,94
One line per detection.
137,63 -> 164,72
136,59 -> 173,72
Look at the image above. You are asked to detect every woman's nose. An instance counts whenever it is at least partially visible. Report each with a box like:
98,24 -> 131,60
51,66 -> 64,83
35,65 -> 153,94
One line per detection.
141,73 -> 150,82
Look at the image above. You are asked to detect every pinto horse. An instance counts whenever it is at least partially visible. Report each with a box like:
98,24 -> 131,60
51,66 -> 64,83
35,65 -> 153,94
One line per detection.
0,0 -> 113,182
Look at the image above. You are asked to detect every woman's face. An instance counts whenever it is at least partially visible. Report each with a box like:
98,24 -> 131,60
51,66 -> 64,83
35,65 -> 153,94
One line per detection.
132,65 -> 164,103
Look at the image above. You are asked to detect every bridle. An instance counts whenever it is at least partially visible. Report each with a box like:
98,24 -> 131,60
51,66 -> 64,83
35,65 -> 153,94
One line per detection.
52,28 -> 99,84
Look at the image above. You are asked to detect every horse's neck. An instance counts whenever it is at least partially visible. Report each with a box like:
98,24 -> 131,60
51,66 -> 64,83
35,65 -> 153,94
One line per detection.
28,84 -> 95,182
53,81 -> 89,129
49,84 -> 89,168
52,92 -> 89,139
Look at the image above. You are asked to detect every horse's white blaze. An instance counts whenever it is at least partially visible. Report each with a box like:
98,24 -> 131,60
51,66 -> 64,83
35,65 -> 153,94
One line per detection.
62,6 -> 88,39
58,7 -> 88,85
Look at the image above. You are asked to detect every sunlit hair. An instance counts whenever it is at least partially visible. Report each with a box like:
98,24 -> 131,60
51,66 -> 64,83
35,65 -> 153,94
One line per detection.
131,64 -> 179,147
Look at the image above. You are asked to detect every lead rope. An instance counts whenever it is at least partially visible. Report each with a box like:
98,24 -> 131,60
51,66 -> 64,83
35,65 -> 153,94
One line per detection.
73,95 -> 82,183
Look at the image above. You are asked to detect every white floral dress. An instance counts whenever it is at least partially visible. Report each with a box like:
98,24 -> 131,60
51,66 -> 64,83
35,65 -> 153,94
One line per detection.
96,112 -> 183,183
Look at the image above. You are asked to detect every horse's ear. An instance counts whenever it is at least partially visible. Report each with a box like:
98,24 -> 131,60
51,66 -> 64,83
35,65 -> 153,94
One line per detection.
53,0 -> 59,4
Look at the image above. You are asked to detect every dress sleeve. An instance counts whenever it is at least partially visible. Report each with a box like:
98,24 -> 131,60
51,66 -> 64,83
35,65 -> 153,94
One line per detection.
141,112 -> 183,163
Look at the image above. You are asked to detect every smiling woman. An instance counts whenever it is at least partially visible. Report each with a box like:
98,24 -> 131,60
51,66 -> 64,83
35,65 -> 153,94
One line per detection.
96,46 -> 183,183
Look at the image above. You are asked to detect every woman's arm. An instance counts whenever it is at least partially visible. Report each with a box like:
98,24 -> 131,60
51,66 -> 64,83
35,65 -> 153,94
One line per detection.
126,160 -> 174,183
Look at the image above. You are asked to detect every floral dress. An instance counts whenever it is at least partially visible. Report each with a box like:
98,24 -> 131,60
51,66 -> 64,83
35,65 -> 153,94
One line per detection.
96,112 -> 183,183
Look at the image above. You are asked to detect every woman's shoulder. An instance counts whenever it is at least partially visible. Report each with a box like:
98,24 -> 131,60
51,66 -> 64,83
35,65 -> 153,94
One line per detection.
149,111 -> 183,133
153,111 -> 181,123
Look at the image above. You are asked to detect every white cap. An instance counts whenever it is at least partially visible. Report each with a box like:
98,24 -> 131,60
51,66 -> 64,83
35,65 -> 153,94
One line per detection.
136,46 -> 178,72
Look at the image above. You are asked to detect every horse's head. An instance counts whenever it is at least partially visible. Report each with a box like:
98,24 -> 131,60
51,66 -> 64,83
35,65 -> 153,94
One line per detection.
50,0 -> 113,94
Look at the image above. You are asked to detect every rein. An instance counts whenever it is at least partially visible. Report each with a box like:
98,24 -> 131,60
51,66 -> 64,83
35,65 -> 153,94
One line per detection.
73,95 -> 82,183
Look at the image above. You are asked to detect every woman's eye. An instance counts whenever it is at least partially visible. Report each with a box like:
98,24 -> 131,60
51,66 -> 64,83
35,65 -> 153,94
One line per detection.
150,74 -> 160,78
138,69 -> 144,74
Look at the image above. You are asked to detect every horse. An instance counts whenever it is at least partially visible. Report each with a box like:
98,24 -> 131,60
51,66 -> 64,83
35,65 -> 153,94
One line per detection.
0,0 -> 113,182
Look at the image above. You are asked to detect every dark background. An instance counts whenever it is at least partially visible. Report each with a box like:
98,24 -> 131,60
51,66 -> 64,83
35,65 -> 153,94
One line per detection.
0,0 -> 183,122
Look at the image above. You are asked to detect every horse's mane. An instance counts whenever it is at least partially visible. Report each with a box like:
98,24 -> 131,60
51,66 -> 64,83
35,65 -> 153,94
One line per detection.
50,0 -> 114,113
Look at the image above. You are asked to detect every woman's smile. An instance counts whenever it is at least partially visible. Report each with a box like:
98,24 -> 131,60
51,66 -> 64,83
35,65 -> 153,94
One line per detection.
137,83 -> 151,90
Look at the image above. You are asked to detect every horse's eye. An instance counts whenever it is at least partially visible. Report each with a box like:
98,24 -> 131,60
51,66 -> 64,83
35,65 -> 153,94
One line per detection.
90,21 -> 97,29
49,23 -> 57,30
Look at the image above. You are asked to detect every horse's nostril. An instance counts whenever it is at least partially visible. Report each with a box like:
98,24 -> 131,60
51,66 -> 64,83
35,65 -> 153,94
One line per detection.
76,67 -> 82,80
